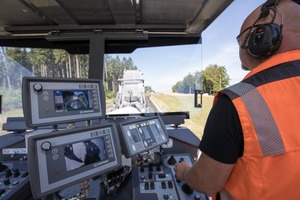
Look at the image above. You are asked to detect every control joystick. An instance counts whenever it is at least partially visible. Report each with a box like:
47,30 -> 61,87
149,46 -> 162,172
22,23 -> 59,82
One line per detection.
0,162 -> 8,172
167,155 -> 177,165
181,183 -> 193,195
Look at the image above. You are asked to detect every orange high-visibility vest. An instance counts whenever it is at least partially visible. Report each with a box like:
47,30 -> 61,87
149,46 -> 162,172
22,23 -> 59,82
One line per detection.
214,50 -> 300,200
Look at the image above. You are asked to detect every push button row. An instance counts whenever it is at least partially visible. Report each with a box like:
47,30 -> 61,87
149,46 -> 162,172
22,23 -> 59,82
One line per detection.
161,181 -> 173,189
144,182 -> 155,190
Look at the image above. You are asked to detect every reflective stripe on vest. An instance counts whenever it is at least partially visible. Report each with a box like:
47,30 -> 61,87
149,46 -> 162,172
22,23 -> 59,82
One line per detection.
225,82 -> 286,156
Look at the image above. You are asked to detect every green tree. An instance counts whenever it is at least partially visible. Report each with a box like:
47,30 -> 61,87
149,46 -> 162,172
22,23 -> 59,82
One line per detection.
202,64 -> 229,94
172,64 -> 230,94
105,56 -> 138,93
145,86 -> 154,93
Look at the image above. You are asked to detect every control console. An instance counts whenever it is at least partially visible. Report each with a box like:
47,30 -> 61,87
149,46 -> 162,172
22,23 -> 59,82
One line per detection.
132,153 -> 208,200
0,161 -> 30,200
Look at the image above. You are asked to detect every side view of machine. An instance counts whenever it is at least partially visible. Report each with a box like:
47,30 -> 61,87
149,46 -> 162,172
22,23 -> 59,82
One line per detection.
0,0 -> 234,199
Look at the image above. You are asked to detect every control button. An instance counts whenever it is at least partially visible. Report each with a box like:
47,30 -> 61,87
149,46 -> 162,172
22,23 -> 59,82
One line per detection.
3,178 -> 10,186
52,148 -> 58,154
21,171 -> 29,177
5,169 -> 12,178
194,194 -> 201,200
52,154 -> 59,160
140,175 -> 145,180
0,162 -> 8,172
41,141 -> 51,151
150,182 -> 155,190
179,157 -> 185,162
163,194 -> 169,200
33,83 -> 43,92
12,181 -> 19,186
161,181 -> 166,189
140,165 -> 144,173
148,171 -> 153,179
182,183 -> 193,194
144,182 -> 149,190
158,174 -> 166,179
167,181 -> 173,188
0,189 -> 5,196
149,163 -> 153,171
167,155 -> 176,165
156,165 -> 161,171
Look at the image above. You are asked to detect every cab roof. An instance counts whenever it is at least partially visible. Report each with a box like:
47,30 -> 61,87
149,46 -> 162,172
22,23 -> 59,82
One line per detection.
0,0 -> 233,53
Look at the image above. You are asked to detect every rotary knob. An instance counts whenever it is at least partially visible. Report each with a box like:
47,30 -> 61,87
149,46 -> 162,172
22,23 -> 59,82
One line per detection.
41,141 -> 52,151
33,83 -> 43,92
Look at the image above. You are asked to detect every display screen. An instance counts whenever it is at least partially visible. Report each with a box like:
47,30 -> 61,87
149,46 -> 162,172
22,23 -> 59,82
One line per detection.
141,126 -> 151,139
119,117 -> 169,158
63,137 -> 107,171
54,90 -> 93,112
150,124 -> 160,136
130,129 -> 141,143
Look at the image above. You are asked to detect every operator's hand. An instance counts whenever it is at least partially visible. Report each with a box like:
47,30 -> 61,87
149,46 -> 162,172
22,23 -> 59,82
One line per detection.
174,161 -> 192,181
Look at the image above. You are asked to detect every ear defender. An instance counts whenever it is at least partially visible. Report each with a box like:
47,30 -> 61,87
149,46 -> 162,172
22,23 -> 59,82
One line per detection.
247,23 -> 282,58
244,0 -> 283,59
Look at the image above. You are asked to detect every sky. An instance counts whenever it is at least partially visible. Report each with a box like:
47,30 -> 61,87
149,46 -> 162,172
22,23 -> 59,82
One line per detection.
114,0 -> 264,92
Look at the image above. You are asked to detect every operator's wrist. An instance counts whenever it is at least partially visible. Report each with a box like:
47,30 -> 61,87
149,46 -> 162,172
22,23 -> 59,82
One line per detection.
183,166 -> 191,182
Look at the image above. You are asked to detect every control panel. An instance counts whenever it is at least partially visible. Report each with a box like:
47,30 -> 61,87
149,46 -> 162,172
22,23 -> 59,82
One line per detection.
132,153 -> 208,200
0,161 -> 30,200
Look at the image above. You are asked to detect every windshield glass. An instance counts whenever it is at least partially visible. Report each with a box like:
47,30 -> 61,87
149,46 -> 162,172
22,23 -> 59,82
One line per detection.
0,44 -> 224,139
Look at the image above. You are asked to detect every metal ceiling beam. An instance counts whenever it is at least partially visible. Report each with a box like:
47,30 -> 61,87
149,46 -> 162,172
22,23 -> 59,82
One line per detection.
5,24 -> 187,36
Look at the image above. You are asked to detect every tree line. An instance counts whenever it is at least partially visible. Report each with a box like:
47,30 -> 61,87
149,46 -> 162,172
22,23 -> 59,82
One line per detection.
0,47 -> 230,112
0,47 -> 138,111
0,48 -> 138,92
172,64 -> 230,94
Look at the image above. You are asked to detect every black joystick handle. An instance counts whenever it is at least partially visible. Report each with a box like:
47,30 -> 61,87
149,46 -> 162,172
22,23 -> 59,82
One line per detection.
182,183 -> 193,194
167,155 -> 177,165
0,162 -> 8,173
5,169 -> 12,178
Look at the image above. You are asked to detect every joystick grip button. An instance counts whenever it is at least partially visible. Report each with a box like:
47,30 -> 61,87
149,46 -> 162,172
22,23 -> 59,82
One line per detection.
182,183 -> 193,194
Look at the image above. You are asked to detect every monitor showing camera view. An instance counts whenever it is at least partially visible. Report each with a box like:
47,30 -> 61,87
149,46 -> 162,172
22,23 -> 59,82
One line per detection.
22,77 -> 105,127
26,123 -> 121,199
